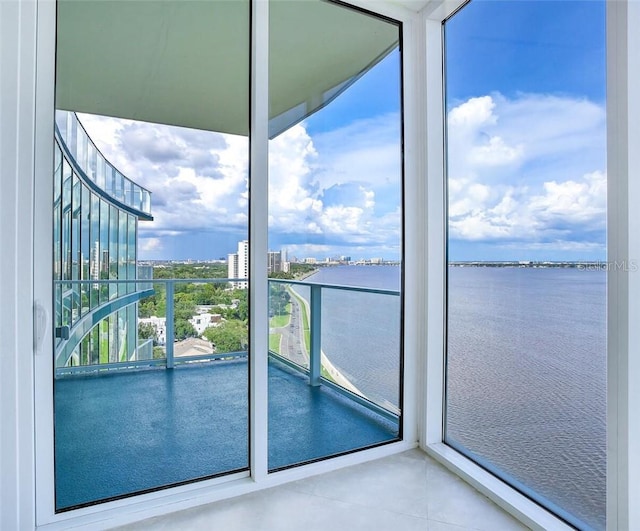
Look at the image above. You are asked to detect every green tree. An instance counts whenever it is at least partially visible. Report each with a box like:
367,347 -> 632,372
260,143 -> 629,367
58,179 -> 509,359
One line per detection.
203,320 -> 248,353
269,284 -> 290,317
268,271 -> 294,280
175,319 -> 197,341
138,322 -> 158,344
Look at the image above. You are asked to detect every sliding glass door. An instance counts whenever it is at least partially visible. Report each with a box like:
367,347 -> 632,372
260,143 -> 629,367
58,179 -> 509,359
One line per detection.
267,0 -> 404,470
53,0 -> 250,510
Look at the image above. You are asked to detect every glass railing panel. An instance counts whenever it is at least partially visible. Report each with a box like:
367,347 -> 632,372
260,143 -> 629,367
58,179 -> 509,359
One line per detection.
142,189 -> 151,214
68,114 -> 78,161
53,278 -> 250,370
319,284 -> 400,412
55,110 -> 67,138
115,171 -> 124,202
105,166 -> 114,196
132,186 -> 141,212
77,123 -> 88,172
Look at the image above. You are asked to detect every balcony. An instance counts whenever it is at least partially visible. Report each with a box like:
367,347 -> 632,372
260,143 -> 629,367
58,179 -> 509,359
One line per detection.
54,278 -> 401,511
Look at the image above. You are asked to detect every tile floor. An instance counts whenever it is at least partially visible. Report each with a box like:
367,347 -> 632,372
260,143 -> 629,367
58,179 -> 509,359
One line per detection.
117,449 -> 529,531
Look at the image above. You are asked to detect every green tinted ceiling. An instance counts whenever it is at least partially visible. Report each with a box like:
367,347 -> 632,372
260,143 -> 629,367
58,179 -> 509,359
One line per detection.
55,0 -> 399,137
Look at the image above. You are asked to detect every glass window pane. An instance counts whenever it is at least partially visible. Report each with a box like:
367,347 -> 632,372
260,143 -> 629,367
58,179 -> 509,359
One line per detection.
89,193 -> 100,309
80,186 -> 90,316
267,0 -> 403,471
444,2 -> 607,529
53,0 -> 250,510
99,199 -> 109,305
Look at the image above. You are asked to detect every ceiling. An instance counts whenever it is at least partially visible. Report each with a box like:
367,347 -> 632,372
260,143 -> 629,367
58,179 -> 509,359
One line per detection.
55,0 -> 401,137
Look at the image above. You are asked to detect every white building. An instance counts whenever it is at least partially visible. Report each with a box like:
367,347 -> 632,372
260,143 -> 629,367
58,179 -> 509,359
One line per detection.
228,239 -> 249,289
138,316 -> 167,345
189,313 -> 222,336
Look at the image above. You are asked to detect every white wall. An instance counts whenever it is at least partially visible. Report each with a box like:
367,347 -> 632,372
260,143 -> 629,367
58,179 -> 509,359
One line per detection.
0,1 -> 38,529
607,1 -> 640,529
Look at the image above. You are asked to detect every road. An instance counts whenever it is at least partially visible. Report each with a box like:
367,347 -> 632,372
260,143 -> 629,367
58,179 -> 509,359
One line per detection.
270,287 -> 309,367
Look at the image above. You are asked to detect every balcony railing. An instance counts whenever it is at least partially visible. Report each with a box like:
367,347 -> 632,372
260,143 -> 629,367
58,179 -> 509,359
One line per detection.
268,278 -> 401,418
55,110 -> 152,218
54,278 -> 401,421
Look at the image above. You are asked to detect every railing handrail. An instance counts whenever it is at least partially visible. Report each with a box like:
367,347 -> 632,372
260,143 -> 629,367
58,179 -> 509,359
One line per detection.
269,277 -> 400,296
56,287 -> 155,367
54,277 -> 399,297
53,278 -> 245,285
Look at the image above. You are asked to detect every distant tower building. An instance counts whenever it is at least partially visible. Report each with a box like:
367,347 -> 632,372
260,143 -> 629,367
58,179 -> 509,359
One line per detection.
90,241 -> 100,281
267,251 -> 282,274
227,252 -> 238,280
101,249 -> 110,274
228,240 -> 249,289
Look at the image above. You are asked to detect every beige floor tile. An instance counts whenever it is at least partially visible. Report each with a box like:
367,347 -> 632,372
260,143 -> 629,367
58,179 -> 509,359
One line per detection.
425,458 -> 528,531
284,451 -> 429,518
117,449 -> 529,531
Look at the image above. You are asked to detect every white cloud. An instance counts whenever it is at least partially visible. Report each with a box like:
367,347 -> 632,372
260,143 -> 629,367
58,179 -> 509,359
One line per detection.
77,91 -> 606,261
529,171 -> 606,225
79,113 -> 249,238
80,112 -> 403,258
268,124 -> 323,230
447,93 -> 606,253
139,237 -> 163,252
267,115 -> 402,252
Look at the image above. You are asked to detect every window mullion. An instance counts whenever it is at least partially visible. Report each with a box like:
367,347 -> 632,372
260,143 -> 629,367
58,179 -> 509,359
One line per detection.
249,0 -> 270,483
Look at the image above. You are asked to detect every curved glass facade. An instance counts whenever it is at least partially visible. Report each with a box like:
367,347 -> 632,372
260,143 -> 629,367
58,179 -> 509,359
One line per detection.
53,110 -> 152,369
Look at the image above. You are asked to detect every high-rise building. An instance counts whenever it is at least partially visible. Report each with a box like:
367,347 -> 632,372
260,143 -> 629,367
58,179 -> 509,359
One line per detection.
228,244 -> 282,285
53,110 -> 153,367
267,251 -> 282,274
228,239 -> 249,289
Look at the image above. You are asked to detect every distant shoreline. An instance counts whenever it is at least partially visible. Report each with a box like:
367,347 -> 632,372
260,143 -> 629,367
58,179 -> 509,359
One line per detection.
449,261 -> 610,269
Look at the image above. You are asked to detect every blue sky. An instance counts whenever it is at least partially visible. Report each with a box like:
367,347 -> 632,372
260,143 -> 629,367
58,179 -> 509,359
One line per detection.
80,0 -> 606,262
445,0 -> 606,261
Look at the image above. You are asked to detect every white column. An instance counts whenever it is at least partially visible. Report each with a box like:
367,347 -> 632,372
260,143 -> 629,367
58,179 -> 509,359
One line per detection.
607,1 -> 640,528
0,0 -> 44,529
249,0 -> 270,482
422,13 -> 446,447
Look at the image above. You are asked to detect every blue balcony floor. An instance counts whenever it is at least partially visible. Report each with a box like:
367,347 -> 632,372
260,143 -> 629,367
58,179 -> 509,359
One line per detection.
54,357 -> 399,511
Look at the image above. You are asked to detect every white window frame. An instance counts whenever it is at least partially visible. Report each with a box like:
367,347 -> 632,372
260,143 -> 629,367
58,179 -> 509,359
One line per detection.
421,1 -> 640,530
2,0 -> 638,530
27,1 -> 418,529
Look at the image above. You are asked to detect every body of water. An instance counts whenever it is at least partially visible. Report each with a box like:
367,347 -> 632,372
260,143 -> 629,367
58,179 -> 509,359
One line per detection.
306,264 -> 606,530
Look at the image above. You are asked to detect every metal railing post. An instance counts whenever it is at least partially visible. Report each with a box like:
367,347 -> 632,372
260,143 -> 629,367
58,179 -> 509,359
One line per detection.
309,284 -> 322,386
165,280 -> 175,369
